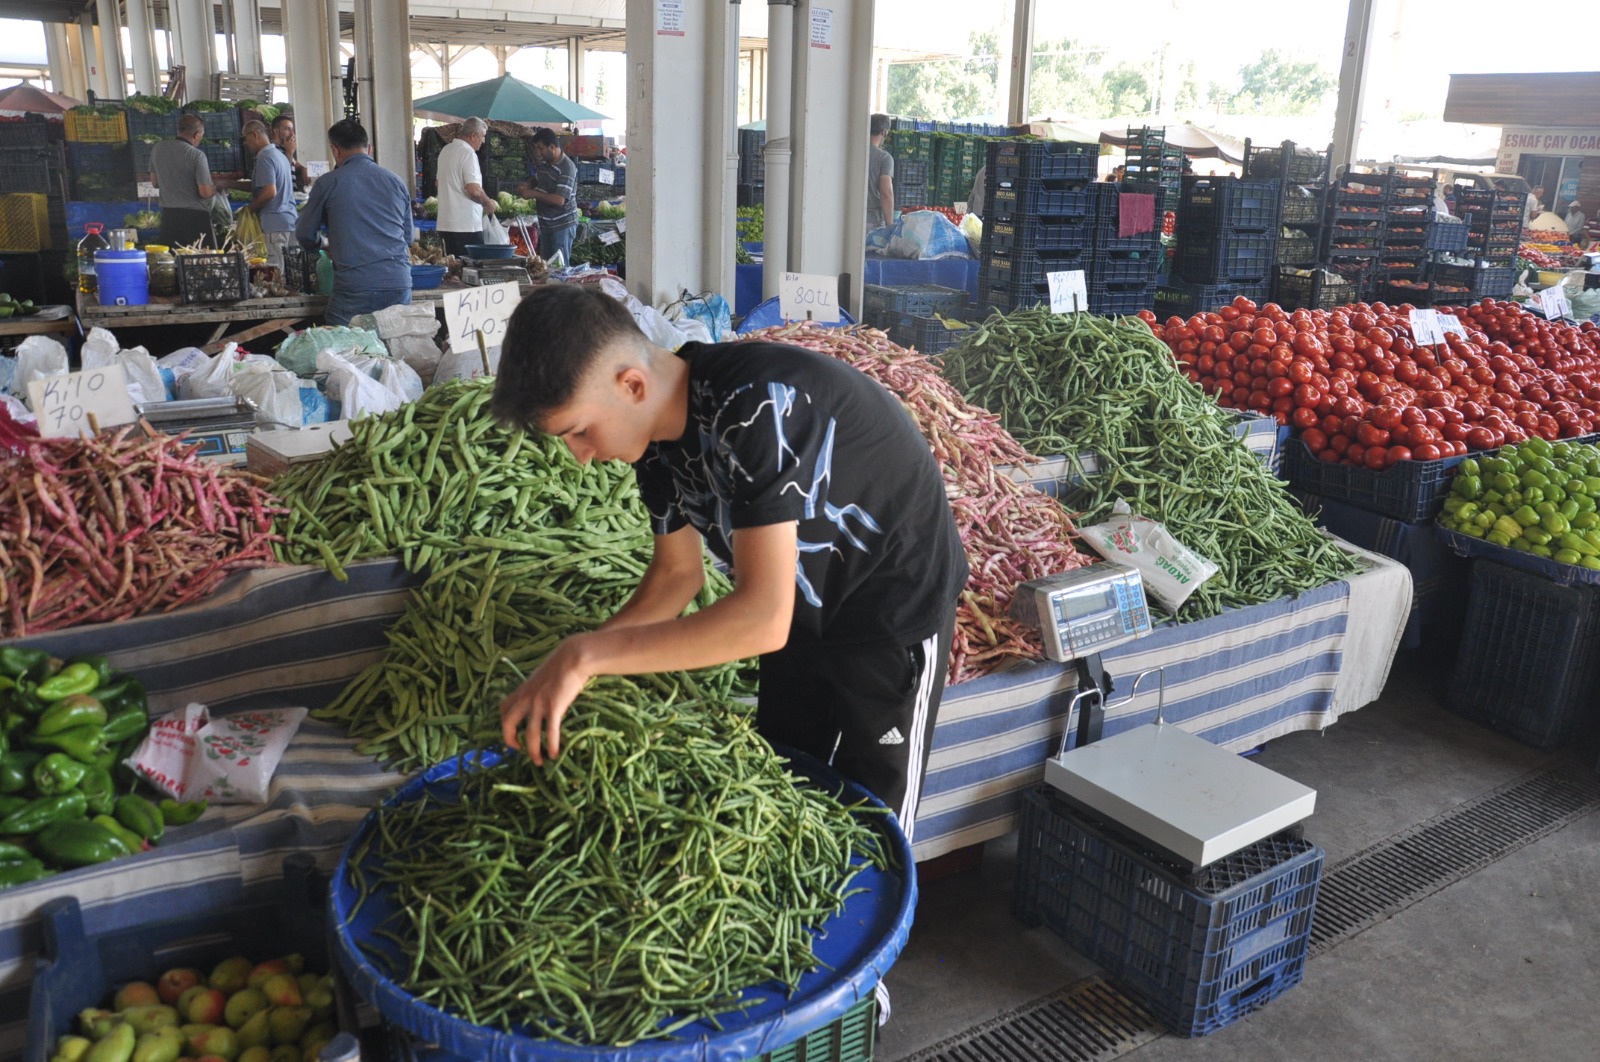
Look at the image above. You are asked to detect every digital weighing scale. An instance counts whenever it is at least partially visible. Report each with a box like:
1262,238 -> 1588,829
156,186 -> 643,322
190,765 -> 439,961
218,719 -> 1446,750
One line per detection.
135,397 -> 260,465
459,259 -> 530,287
1013,562 -> 1317,870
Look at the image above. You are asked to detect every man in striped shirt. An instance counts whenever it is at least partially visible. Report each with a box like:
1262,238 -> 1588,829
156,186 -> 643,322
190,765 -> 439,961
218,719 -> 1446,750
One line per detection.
518,128 -> 579,266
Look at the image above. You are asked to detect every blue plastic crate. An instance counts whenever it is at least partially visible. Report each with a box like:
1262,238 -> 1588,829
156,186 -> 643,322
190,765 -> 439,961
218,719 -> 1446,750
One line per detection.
1155,279 -> 1268,318
1283,436 -> 1466,521
894,312 -> 974,355
26,855 -> 334,1062
1179,176 -> 1280,232
988,217 -> 1092,255
1014,788 -> 1322,1037
862,282 -> 968,321
1091,250 -> 1161,285
1087,280 -> 1156,316
1426,218 -> 1470,252
985,249 -> 1090,290
1176,228 -> 1276,284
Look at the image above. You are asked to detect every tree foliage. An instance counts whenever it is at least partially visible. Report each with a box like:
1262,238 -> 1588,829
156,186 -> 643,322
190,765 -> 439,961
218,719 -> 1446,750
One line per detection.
1227,49 -> 1338,116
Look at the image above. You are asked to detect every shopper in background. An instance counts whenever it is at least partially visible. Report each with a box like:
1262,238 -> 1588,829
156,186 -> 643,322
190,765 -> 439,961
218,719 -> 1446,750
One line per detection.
966,165 -> 986,219
238,121 -> 297,273
271,114 -> 311,192
436,116 -> 499,259
867,113 -> 895,230
1524,184 -> 1547,228
148,113 -> 216,248
517,128 -> 578,266
1104,164 -> 1126,183
1566,197 -> 1589,242
295,118 -> 414,326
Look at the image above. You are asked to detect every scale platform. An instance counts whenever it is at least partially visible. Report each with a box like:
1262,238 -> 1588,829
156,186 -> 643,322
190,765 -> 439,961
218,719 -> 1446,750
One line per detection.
1044,722 -> 1316,868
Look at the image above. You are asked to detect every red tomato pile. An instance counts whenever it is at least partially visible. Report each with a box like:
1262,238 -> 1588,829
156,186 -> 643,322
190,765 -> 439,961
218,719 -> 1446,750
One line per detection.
1148,297 -> 1600,470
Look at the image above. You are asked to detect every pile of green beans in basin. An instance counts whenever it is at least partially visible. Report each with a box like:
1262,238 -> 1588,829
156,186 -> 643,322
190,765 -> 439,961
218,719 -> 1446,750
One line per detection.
942,310 -> 1359,620
347,675 -> 891,1046
271,380 -> 755,770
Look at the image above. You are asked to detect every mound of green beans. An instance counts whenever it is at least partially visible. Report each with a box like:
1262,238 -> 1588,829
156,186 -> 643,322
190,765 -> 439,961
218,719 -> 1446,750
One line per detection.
347,676 -> 891,1046
943,310 -> 1359,619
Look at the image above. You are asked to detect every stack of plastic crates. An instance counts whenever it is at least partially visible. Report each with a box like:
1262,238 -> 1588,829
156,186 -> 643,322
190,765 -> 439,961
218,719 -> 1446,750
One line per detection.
1272,265 -> 1361,312
181,103 -> 244,175
1427,257 -> 1515,302
1123,126 -> 1184,217
1013,787 -> 1323,1037
1171,175 -> 1279,309
738,127 -> 765,207
1456,187 -> 1523,266
1375,171 -> 1435,305
0,121 -> 68,244
1086,183 -> 1163,314
978,140 -> 1097,313
1319,173 -> 1388,302
125,107 -> 180,180
894,159 -> 930,210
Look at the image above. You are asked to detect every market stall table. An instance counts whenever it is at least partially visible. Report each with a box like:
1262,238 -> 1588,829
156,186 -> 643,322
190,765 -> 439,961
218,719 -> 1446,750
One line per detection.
0,312 -> 77,344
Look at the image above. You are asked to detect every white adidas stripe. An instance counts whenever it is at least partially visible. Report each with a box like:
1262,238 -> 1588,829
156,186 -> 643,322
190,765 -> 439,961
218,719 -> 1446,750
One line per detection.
899,630 -> 940,843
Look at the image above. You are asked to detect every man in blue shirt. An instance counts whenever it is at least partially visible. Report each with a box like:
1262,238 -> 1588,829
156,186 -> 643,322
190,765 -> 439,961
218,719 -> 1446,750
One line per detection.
295,119 -> 414,325
517,127 -> 578,266
240,120 -> 297,274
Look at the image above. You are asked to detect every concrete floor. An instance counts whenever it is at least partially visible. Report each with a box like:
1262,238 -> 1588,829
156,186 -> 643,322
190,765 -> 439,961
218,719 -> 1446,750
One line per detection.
877,648 -> 1600,1062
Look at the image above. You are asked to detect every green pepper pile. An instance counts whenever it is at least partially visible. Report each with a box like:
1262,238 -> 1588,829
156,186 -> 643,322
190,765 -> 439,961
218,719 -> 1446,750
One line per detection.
1439,436 -> 1600,569
0,650 -> 204,887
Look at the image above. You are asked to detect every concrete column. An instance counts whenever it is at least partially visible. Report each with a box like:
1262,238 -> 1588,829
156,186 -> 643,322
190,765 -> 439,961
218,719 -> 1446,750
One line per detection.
494,46 -> 507,78
1006,0 -> 1036,126
325,0 -> 343,118
94,0 -> 127,97
125,0 -> 160,95
702,2 -> 739,301
440,44 -> 450,91
567,36 -> 583,102
46,23 -> 86,100
762,1 -> 794,298
171,0 -> 217,97
231,0 -> 263,76
282,0 -> 332,164
355,0 -> 413,191
79,13 -> 108,100
786,0 -> 872,312
1331,0 -> 1377,171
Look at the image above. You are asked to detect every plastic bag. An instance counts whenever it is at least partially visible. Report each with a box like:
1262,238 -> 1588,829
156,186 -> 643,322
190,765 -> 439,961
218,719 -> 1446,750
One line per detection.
124,702 -> 307,804
960,213 -> 983,256
81,329 -> 166,407
299,384 -> 331,424
483,213 -> 511,245
1512,269 -> 1534,299
234,206 -> 266,260
275,326 -> 388,378
12,335 -> 68,406
887,210 -> 973,260
349,304 -> 440,341
432,343 -> 500,384
385,334 -> 444,385
233,366 -> 305,428
319,349 -> 407,419
669,292 -> 733,342
1077,503 -> 1219,611
179,345 -> 242,400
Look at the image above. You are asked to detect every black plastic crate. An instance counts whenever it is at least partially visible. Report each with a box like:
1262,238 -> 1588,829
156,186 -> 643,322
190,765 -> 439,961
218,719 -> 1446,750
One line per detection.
897,185 -> 928,209
1429,260 -> 1514,300
989,183 -> 1093,222
280,243 -> 319,294
897,159 -> 929,186
177,249 -> 250,303
979,283 -> 1047,313
1092,249 -> 1161,285
986,248 -> 1090,289
1277,230 -> 1317,267
66,141 -> 136,201
0,145 -> 65,196
862,282 -> 968,321
199,135 -> 242,175
989,139 -> 1098,184
1383,221 -> 1429,246
1374,280 -> 1432,306
1426,219 -> 1470,252
1282,436 -> 1466,521
1448,561 -> 1600,749
896,313 -> 974,355
1280,186 -> 1325,226
1243,139 -> 1330,184
988,217 -> 1092,255
1014,788 -> 1322,1037
26,856 -> 334,1062
1088,280 -> 1156,316
1177,229 -> 1275,283
1155,279 -> 1268,318
125,108 -> 180,142
0,118 -> 54,148
1180,176 -> 1280,232
1456,187 -> 1523,221
182,103 -> 242,142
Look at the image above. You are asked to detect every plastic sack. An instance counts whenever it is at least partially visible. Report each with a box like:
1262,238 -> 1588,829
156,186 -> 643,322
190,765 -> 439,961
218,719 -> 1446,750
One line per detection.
156,347 -> 209,400
960,213 -> 983,256
318,348 -> 423,403
669,292 -> 733,342
233,366 -> 305,428
274,325 -> 388,377
12,335 -> 68,406
432,343 -> 500,384
299,384 -> 331,424
1512,269 -> 1534,299
349,304 -> 440,341
179,344 -> 243,400
590,275 -> 703,351
124,702 -> 307,804
0,355 -> 13,395
1077,503 -> 1219,611
1570,284 -> 1600,324
81,328 -> 166,407
385,334 -> 444,385
887,210 -> 973,260
320,349 -> 407,420
483,214 -> 511,245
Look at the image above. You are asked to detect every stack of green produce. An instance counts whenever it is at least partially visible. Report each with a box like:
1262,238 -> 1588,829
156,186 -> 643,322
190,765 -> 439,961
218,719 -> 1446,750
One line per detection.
0,651 -> 202,888
735,204 -> 764,265
272,380 -> 755,770
349,676 -> 890,1045
495,189 -> 536,217
942,310 -> 1360,620
1439,437 -> 1600,569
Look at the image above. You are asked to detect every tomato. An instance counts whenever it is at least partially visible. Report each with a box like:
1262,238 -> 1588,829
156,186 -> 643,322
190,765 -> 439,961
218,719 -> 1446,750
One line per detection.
1365,446 -> 1391,470
1345,443 -> 1365,465
1356,422 -> 1390,448
1413,443 -> 1443,461
1292,406 -> 1320,430
1302,426 -> 1329,451
1293,384 -> 1322,407
1288,360 -> 1315,385
1465,426 -> 1496,450
1386,445 -> 1413,465
1370,406 -> 1403,431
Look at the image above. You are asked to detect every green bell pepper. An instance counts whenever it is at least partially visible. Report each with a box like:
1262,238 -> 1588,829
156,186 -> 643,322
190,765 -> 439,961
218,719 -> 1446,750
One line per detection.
1493,515 -> 1526,540
1574,511 -> 1599,530
0,648 -> 48,682
79,767 -> 115,816
0,841 -> 32,861
32,753 -> 88,796
1459,457 -> 1481,477
158,798 -> 208,826
1453,474 -> 1483,499
36,695 -> 106,737
1542,511 -> 1570,535
1555,548 -> 1583,566
0,791 -> 88,834
34,663 -> 99,703
0,795 -> 26,818
92,813 -> 144,854
113,794 -> 164,842
37,819 -> 130,868
0,859 -> 50,888
101,705 -> 149,745
77,656 -> 113,688
27,725 -> 106,764
1559,532 -> 1599,558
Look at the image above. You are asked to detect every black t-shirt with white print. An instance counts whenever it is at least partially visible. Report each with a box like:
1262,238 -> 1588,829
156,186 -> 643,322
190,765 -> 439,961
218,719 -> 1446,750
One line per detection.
632,340 -> 969,650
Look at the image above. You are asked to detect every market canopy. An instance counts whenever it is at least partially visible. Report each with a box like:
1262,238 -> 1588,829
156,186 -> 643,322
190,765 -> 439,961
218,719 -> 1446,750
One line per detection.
413,75 -> 607,125
1098,122 -> 1247,165
0,82 -> 80,117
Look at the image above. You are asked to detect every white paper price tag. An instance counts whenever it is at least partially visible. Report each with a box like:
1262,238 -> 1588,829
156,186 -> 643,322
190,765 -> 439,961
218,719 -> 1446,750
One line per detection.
1047,270 -> 1087,314
28,364 -> 137,438
136,181 -> 158,199
1537,286 -> 1572,320
599,230 -> 621,246
443,280 -> 521,355
954,201 -> 968,214
596,167 -> 616,186
779,272 -> 839,323
1437,313 -> 1469,338
1408,308 -> 1444,345
615,218 -> 626,234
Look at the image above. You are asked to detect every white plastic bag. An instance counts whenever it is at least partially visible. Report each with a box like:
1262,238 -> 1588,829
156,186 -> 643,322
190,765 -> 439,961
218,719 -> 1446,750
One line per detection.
233,366 -> 305,428
959,213 -> 983,256
483,213 -> 511,245
124,702 -> 307,804
385,335 -> 444,385
12,335 -> 68,405
157,347 -> 209,399
1078,503 -> 1219,611
82,331 -> 166,407
320,349 -> 405,419
432,343 -> 500,384
350,304 -> 440,341
179,344 -> 242,400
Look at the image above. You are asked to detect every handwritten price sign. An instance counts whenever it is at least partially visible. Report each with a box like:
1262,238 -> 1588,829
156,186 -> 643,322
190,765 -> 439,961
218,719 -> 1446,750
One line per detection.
27,364 -> 137,439
443,280 -> 521,355
779,272 -> 840,323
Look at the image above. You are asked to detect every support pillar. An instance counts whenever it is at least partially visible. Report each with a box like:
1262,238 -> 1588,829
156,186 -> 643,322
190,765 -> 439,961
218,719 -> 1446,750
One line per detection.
125,0 -> 160,95
440,44 -> 450,91
1331,0 -> 1377,171
94,0 -> 127,97
325,0 -> 343,118
46,23 -> 87,100
171,0 -> 217,97
282,0 -> 332,164
354,0 -> 413,191
1005,0 -> 1036,127
786,0 -> 873,313
231,0 -> 263,76
703,3 -> 739,301
762,0 -> 794,299
79,14 -> 107,100
567,36 -> 583,103
494,46 -> 507,78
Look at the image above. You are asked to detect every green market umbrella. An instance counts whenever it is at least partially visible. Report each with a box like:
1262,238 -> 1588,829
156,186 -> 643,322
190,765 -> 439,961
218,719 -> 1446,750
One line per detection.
413,75 -> 607,125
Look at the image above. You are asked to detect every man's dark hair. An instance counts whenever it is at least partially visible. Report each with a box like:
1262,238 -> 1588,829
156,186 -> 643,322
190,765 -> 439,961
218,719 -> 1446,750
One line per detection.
271,113 -> 294,131
491,284 -> 648,433
870,113 -> 890,137
531,127 -> 560,149
328,118 -> 369,151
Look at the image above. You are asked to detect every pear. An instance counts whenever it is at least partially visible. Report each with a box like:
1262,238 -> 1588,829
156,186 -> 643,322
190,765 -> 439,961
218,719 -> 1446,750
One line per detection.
259,974 -> 302,1008
114,982 -> 162,1010
223,989 -> 267,1031
266,1006 -> 311,1047
122,1005 -> 180,1035
208,957 -> 252,995
234,1008 -> 271,1051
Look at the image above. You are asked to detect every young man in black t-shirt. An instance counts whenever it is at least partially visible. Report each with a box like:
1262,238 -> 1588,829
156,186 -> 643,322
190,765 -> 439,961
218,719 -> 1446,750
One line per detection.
490,283 -> 968,838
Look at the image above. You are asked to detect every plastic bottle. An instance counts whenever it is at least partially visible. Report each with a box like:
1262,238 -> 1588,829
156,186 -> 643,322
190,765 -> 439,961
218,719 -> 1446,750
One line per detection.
315,1033 -> 361,1062
77,222 -> 109,295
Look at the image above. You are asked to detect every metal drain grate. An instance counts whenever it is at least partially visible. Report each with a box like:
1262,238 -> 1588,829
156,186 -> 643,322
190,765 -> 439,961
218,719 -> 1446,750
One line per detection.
1310,764 -> 1600,954
899,977 -> 1162,1062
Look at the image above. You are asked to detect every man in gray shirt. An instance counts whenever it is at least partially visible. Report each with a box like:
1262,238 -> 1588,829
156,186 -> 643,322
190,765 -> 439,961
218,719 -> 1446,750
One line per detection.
240,120 -> 297,272
149,113 -> 216,247
868,113 -> 894,232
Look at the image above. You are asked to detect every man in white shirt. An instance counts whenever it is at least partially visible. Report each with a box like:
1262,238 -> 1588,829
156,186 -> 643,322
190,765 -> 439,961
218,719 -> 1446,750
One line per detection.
436,117 -> 498,258
1566,198 -> 1588,242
